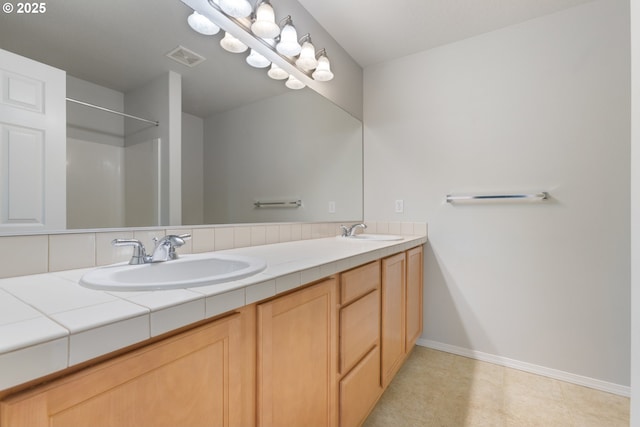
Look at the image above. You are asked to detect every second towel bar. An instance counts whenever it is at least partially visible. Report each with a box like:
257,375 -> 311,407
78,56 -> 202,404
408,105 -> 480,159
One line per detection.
446,192 -> 549,203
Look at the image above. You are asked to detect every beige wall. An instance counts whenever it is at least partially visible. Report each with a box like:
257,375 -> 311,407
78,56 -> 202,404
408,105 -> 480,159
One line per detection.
364,0 -> 631,390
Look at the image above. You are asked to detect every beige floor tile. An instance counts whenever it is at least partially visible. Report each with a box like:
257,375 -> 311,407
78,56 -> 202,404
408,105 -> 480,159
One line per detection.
503,370 -> 566,407
503,392 -> 573,427
363,347 -> 629,427
560,382 -> 630,423
571,411 -> 629,427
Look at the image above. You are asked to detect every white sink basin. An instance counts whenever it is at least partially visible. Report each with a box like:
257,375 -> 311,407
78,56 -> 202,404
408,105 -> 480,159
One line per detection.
338,234 -> 404,241
80,253 -> 267,291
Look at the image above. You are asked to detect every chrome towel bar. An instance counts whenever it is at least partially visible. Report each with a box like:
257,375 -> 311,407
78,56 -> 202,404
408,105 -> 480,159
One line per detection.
446,192 -> 549,203
254,200 -> 302,208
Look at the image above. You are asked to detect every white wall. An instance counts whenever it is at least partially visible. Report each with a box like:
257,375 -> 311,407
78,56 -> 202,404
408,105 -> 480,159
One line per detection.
203,89 -> 362,224
66,76 -> 125,229
182,112 -> 204,225
630,0 -> 639,421
364,0 -> 631,389
67,138 -> 125,228
125,71 -> 182,227
67,75 -> 124,147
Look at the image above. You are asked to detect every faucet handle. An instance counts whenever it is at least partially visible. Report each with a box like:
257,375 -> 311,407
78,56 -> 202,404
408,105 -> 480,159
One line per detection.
340,223 -> 367,237
111,238 -> 147,265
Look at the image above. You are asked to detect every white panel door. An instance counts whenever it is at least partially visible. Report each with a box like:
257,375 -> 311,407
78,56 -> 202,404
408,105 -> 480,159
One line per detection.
0,48 -> 66,232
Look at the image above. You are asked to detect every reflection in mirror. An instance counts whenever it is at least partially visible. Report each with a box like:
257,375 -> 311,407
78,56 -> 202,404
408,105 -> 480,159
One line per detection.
0,0 -> 362,233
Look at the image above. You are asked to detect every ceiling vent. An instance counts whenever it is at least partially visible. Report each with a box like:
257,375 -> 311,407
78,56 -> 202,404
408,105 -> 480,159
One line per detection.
166,45 -> 206,67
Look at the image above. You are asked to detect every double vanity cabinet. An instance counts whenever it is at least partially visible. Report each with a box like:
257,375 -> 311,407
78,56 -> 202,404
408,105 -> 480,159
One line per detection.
0,245 -> 423,427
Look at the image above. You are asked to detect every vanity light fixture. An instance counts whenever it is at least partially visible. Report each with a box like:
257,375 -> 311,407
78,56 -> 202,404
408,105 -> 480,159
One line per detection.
285,75 -> 305,90
276,16 -> 302,56
246,48 -> 271,68
267,63 -> 289,80
218,0 -> 252,18
311,49 -> 334,81
251,1 -> 280,39
246,37 -> 274,68
187,11 -> 220,35
220,31 -> 248,53
295,34 -> 318,71
183,0 -> 336,90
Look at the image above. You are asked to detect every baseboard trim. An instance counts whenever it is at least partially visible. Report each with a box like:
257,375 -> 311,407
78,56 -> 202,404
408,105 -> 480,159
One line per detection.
417,339 -> 630,397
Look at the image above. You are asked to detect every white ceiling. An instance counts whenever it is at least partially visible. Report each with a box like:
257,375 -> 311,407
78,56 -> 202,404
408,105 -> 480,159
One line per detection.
0,0 -> 597,117
296,0 -> 597,67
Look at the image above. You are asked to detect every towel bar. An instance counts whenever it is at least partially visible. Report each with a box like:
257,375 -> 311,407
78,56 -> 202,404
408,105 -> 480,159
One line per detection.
446,192 -> 549,203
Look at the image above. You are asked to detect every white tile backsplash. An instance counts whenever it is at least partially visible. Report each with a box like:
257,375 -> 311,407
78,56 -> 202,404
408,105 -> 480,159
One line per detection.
96,231 -> 134,266
0,235 -> 48,279
214,227 -> 234,250
49,233 -> 96,272
251,226 -> 267,246
265,225 -> 280,244
191,228 -> 215,253
234,227 -> 251,248
0,222 -> 424,280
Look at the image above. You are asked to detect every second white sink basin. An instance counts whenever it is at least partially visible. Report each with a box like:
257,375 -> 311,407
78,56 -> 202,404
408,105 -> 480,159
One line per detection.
339,234 -> 404,241
80,253 -> 267,291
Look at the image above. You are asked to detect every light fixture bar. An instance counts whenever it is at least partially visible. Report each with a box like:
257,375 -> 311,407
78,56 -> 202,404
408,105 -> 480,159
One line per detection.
181,0 -> 321,90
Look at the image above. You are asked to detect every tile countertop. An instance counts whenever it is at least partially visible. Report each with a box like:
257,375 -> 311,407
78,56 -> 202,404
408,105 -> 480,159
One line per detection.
0,234 -> 426,391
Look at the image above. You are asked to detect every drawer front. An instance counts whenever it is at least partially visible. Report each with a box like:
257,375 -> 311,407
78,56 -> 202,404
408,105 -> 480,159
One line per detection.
340,289 -> 379,374
340,260 -> 380,305
339,346 -> 382,427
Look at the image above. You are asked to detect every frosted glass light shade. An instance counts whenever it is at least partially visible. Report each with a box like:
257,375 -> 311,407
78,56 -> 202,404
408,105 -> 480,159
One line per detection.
296,41 -> 318,70
285,75 -> 305,90
312,55 -> 334,81
219,0 -> 252,18
276,24 -> 301,56
252,2 -> 280,39
267,63 -> 289,80
187,11 -> 220,35
246,49 -> 270,68
220,32 -> 248,53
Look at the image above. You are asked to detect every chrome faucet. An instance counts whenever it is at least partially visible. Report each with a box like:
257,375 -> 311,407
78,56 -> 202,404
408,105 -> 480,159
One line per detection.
112,234 -> 191,265
150,234 -> 189,262
340,223 -> 367,237
112,239 -> 148,264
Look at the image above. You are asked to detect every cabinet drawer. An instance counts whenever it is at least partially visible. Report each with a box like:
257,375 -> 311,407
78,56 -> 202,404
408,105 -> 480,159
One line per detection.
340,260 -> 380,305
340,289 -> 379,374
339,346 -> 382,427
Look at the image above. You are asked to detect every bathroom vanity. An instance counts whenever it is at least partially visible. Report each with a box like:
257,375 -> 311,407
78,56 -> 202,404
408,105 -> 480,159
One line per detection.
0,234 -> 425,427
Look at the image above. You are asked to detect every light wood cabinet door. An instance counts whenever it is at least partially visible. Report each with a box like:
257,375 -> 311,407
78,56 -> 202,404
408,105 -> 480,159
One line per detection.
405,246 -> 424,351
257,278 -> 338,427
340,289 -> 380,374
0,313 -> 250,427
340,261 -> 380,305
381,252 -> 406,388
339,346 -> 381,427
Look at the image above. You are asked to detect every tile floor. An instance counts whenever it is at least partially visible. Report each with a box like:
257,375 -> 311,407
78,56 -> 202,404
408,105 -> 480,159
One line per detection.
363,346 -> 629,427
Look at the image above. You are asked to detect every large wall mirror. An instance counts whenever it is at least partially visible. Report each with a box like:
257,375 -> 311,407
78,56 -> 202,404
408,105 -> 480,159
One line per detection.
0,0 -> 362,233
